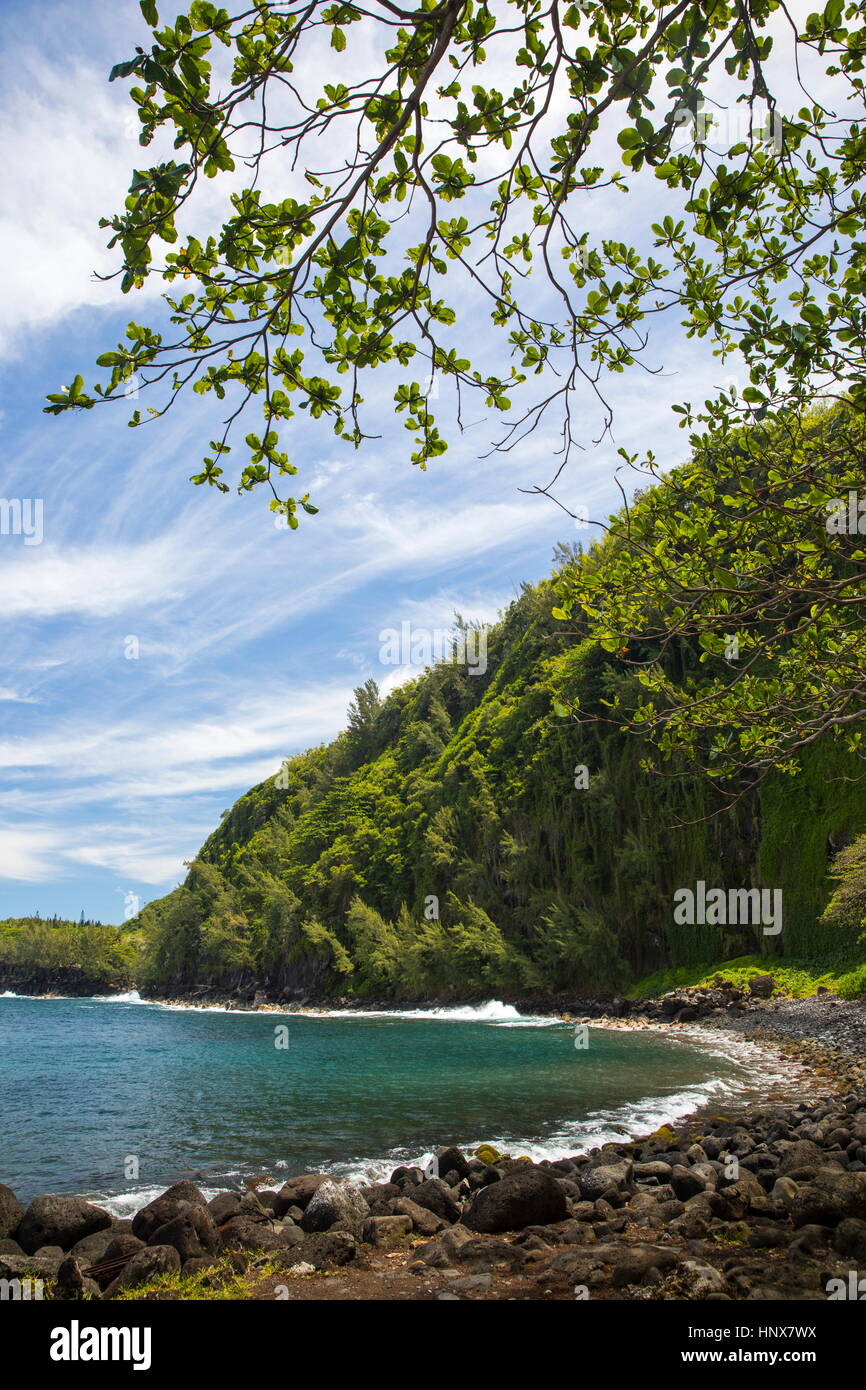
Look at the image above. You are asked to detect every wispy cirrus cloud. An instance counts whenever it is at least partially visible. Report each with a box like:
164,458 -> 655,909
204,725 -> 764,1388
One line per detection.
0,0 -> 812,923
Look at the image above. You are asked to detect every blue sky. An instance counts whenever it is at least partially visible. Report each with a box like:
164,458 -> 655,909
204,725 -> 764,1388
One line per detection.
0,0 -> 819,923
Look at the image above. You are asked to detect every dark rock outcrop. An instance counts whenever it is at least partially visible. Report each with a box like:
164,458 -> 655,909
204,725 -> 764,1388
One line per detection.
465,1166 -> 568,1233
17,1195 -> 112,1254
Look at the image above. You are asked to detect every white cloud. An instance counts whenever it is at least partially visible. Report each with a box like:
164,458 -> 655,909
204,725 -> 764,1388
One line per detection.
0,536 -> 201,620
0,682 -> 356,887
0,54 -> 156,359
0,828 -> 62,883
0,684 -> 353,784
63,840 -> 194,887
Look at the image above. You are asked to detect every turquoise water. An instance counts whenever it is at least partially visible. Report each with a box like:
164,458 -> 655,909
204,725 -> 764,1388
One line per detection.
0,994 -> 786,1210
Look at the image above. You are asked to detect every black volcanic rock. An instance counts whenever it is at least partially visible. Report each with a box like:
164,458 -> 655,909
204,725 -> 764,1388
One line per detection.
464,1165 -> 567,1233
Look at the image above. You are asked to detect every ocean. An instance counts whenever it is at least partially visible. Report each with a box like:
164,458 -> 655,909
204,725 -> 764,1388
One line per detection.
0,992 -> 799,1213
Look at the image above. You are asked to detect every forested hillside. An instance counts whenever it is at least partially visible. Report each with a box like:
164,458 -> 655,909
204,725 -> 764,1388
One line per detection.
0,917 -> 135,994
131,560 -> 866,1001
9,403 -> 866,1003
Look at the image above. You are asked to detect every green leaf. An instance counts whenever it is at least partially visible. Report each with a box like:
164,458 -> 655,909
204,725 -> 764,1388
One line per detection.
109,58 -> 140,83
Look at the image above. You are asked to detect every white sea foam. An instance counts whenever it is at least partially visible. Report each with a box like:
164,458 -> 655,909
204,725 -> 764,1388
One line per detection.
63,994 -> 565,1025
86,1184 -> 224,1220
303,999 -> 558,1026
0,990 -> 69,1000
322,1066 -> 801,1185
155,1001 -> 296,1016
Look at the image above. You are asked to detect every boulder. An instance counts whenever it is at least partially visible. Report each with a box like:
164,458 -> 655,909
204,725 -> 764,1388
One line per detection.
102,1234 -> 146,1265
33,1245 -> 66,1274
149,1206 -> 219,1261
789,1223 -> 830,1256
634,1161 -> 672,1183
392,1196 -> 446,1236
85,1234 -> 147,1288
17,1196 -> 112,1254
237,1190 -> 271,1220
449,1272 -> 492,1294
362,1215 -> 412,1247
833,1217 -> 866,1260
780,1140 -> 825,1176
0,1252 -> 62,1281
578,1160 -> 633,1203
717,1174 -> 772,1219
0,1184 -> 23,1240
691,1163 -> 720,1191
156,1181 -> 208,1208
180,1256 -> 221,1279
300,1179 -> 370,1234
131,1197 -> 189,1244
390,1165 -> 425,1187
791,1170 -> 866,1228
407,1178 -> 462,1225
358,1183 -> 401,1216
670,1165 -> 707,1201
769,1176 -> 799,1212
283,1231 -> 357,1270
542,1241 -> 679,1288
611,1244 -> 681,1288
679,1259 -> 727,1296
455,1237 -> 527,1273
435,1147 -> 470,1180
273,1174 -> 329,1218
280,1225 -> 306,1248
52,1255 -> 100,1301
218,1216 -> 292,1253
411,1225 -> 475,1268
70,1230 -> 117,1266
748,974 -> 775,998
465,1165 -> 568,1234
208,1192 -> 243,1226
102,1244 -> 180,1298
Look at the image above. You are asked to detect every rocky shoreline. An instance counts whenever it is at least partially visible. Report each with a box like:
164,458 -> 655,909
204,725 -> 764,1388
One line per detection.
2,983 -> 866,1301
0,963 -> 129,997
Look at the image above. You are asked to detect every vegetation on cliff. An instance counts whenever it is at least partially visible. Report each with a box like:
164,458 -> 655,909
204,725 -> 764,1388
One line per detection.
130,411 -> 866,1000
0,918 -> 135,991
14,402 -> 866,1001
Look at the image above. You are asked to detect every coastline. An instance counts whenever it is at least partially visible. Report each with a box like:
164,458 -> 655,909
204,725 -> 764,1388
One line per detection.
3,984 -> 866,1300
3,983 -> 863,1199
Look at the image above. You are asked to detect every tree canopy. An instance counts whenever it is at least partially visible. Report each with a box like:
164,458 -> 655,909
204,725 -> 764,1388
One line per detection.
45,0 -> 866,529
553,401 -> 866,790
118,557 -> 866,998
